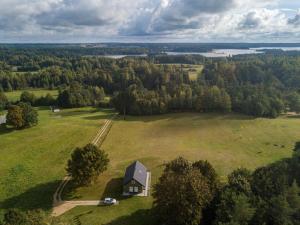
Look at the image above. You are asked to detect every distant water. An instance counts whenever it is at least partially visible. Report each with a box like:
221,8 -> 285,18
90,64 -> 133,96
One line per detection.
101,54 -> 147,59
89,47 -> 300,59
250,47 -> 300,51
166,47 -> 300,58
166,49 -> 263,58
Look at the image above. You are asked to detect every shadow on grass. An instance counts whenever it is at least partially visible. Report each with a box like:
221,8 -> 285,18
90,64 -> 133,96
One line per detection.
0,125 -> 14,135
286,115 -> 300,119
104,209 -> 158,225
62,177 -> 132,202
62,181 -> 84,200
101,178 -> 132,201
0,180 -> 60,212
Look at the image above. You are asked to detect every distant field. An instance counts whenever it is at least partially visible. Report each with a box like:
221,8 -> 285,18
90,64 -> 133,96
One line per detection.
158,64 -> 204,81
5,89 -> 58,102
0,107 -> 115,216
61,113 -> 300,225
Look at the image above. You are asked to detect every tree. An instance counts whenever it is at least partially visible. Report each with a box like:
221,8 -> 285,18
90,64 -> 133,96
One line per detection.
6,102 -> 38,129
264,195 -> 291,225
228,168 -> 252,195
0,92 -> 8,111
214,190 -> 255,225
251,163 -> 288,199
2,209 -> 26,225
294,142 -> 300,152
286,181 -> 300,224
2,209 -> 61,225
66,144 -> 109,186
6,105 -> 24,128
20,91 -> 36,105
287,92 -> 300,113
19,102 -> 38,127
35,93 -> 56,106
192,160 -> 220,224
153,157 -> 214,225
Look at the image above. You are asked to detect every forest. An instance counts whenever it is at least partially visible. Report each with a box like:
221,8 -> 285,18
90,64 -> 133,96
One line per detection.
0,46 -> 300,118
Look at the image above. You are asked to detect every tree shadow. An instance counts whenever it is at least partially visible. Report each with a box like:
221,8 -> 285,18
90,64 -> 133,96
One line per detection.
286,114 -> 300,119
101,178 -> 131,201
0,125 -> 14,135
62,181 -> 84,200
0,180 -> 60,212
104,209 -> 158,225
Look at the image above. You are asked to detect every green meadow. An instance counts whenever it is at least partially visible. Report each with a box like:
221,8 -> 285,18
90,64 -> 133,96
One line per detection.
0,107 -> 115,216
4,89 -> 59,102
61,112 -> 300,225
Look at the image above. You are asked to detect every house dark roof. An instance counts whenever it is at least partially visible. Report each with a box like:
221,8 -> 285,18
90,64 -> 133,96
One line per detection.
123,161 -> 147,187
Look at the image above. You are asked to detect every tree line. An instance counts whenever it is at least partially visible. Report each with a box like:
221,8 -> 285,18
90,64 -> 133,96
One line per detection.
1,50 -> 300,117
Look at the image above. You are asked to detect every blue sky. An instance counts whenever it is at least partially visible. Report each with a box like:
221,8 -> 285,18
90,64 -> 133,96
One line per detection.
0,0 -> 300,43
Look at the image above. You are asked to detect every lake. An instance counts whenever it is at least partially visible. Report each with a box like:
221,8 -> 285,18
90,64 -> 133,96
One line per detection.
166,47 -> 300,58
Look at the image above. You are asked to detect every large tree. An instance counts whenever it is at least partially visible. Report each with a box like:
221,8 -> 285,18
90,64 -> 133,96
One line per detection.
66,144 -> 109,186
6,105 -> 24,128
20,91 -> 36,105
214,189 -> 255,225
6,102 -> 38,129
19,102 -> 38,127
153,157 -> 214,225
287,92 -> 300,113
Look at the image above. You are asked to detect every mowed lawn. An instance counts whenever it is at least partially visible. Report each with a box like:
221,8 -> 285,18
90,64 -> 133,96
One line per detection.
0,107 -> 115,216
5,89 -> 58,102
61,113 -> 300,225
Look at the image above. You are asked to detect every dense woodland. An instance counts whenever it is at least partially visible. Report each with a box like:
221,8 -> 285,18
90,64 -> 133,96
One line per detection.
0,47 -> 300,118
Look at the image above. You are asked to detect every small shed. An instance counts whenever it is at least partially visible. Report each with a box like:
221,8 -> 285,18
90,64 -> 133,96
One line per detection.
123,161 -> 150,196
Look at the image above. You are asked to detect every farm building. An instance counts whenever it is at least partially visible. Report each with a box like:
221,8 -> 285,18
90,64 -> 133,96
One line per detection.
123,161 -> 150,197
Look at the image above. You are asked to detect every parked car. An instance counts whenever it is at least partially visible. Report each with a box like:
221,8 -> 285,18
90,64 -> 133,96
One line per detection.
103,198 -> 117,205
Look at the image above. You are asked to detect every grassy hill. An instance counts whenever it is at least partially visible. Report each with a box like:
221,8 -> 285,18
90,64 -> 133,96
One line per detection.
5,89 -> 59,102
60,112 -> 300,225
0,107 -> 115,216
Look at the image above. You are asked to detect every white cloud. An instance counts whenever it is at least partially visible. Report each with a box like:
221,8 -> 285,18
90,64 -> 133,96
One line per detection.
0,0 -> 300,42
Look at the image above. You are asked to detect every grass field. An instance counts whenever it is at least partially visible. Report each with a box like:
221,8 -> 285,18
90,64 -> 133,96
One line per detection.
157,63 -> 204,81
0,107 -> 115,216
5,89 -> 59,102
61,112 -> 300,225
184,64 -> 204,81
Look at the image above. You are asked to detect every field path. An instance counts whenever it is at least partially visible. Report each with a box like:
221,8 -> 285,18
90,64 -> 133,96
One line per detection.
52,114 -> 117,217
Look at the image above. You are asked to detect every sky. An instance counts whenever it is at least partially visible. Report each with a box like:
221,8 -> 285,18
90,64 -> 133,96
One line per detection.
0,0 -> 300,43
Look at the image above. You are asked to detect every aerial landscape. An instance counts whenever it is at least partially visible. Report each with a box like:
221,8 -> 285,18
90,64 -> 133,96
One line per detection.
1,0 -> 300,225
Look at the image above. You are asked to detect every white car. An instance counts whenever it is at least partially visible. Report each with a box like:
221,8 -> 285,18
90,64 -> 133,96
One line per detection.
103,198 -> 117,205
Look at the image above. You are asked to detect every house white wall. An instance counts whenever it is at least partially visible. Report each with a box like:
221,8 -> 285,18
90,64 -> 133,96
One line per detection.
0,115 -> 6,125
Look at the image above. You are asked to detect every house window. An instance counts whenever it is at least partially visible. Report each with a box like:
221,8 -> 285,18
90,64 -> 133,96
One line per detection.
129,186 -> 133,192
134,187 -> 139,192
